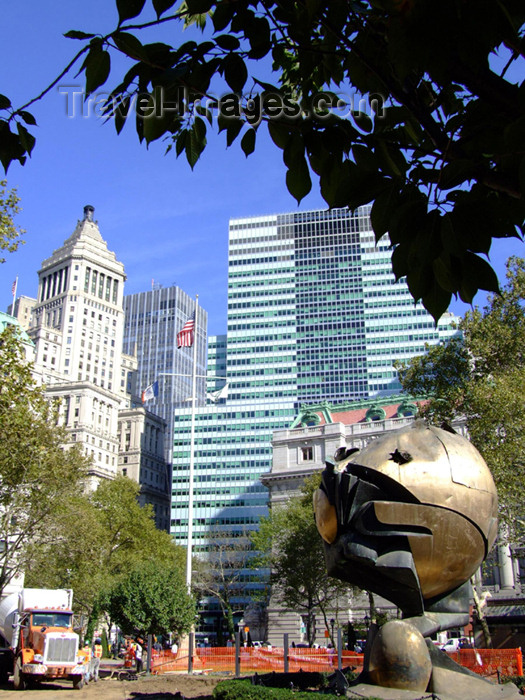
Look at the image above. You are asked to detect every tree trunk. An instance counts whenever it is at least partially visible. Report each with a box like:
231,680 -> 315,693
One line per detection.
472,583 -> 492,648
225,606 -> 235,639
85,598 -> 100,643
306,605 -> 316,647
367,590 -> 376,624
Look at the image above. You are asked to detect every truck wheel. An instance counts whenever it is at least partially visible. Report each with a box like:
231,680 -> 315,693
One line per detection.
13,657 -> 26,690
72,675 -> 84,690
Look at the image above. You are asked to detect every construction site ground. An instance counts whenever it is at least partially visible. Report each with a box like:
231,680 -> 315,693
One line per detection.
0,668 -> 228,699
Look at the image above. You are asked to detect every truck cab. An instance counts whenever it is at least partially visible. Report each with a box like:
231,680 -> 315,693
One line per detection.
0,588 -> 88,690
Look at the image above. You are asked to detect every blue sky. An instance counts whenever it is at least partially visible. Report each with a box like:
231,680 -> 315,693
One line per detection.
2,2 -> 524,335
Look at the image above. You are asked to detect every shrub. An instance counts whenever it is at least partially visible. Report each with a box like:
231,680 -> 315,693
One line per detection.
213,677 -> 384,700
213,679 -> 328,699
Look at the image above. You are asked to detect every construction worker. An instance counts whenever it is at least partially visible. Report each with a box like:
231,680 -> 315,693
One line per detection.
135,640 -> 143,673
124,639 -> 134,668
82,640 -> 92,683
92,638 -> 103,682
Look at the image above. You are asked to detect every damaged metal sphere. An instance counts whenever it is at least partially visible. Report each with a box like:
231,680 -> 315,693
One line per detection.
313,421 -> 498,617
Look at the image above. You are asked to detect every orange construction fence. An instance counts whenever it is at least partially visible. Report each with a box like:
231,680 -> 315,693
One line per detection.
150,646 -> 522,678
149,647 -> 358,675
445,648 -> 523,678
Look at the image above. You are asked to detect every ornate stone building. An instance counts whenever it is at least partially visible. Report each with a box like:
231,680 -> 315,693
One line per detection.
7,206 -> 171,528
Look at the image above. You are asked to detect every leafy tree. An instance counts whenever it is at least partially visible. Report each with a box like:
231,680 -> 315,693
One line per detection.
0,180 -> 25,263
394,336 -> 471,425
397,256 -> 525,542
192,529 -> 254,641
102,559 -> 195,639
25,476 -> 185,628
2,1 -> 525,319
0,325 -> 89,594
252,474 -> 352,647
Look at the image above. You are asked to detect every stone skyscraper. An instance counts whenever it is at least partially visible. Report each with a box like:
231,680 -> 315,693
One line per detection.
27,205 -> 131,486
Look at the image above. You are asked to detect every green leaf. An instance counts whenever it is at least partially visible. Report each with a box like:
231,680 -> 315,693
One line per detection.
268,121 -> 290,150
225,119 -> 243,147
16,123 -> 35,156
64,30 -> 96,40
406,263 -> 433,302
112,32 -> 148,62
215,34 -> 240,51
152,0 -> 177,18
212,2 -> 234,31
387,196 -> 428,247
175,130 -> 187,157
223,54 -> 248,93
458,252 -> 500,303
421,282 -> 452,326
185,117 -> 207,168
406,210 -> 442,269
432,253 -> 461,294
439,159 -> 476,190
376,138 -> 407,177
286,157 -> 312,203
85,49 -> 111,96
440,213 -> 464,256
0,95 -> 12,110
246,17 -> 271,59
519,155 -> 525,199
114,96 -> 131,135
116,0 -> 146,24
17,111 -> 37,126
352,144 -> 379,173
370,185 -> 400,240
186,0 -> 213,13
352,111 -> 373,133
0,121 -> 27,171
322,159 -> 387,210
241,128 -> 256,157
196,104 -> 213,126
391,242 -> 409,281
283,132 -> 304,170
142,95 -> 177,144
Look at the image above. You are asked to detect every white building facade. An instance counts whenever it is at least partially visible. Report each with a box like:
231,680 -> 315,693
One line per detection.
7,206 -> 171,523
26,205 -> 129,486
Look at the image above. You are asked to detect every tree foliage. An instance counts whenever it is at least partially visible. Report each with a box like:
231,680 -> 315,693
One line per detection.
102,559 -> 195,639
0,180 -> 25,263
252,474 -> 352,646
25,476 -> 185,619
2,1 -> 525,319
397,257 -> 525,542
0,326 -> 89,594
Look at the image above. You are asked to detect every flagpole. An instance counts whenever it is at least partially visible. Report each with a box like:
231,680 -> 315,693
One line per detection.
186,295 -> 199,590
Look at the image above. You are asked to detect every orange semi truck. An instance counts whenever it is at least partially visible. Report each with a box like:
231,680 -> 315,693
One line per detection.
0,588 -> 88,690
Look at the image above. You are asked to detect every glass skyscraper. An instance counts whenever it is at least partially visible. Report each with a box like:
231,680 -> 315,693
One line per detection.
122,286 -> 208,466
171,206 -> 458,636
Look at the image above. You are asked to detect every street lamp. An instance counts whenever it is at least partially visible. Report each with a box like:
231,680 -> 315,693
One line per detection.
330,618 -> 335,641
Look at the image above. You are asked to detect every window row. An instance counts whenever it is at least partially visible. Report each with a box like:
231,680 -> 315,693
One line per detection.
84,267 -> 119,303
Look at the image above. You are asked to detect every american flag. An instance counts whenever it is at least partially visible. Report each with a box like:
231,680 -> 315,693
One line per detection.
177,314 -> 195,347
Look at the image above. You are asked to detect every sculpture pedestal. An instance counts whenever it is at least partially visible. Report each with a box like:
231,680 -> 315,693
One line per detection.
348,621 -> 522,700
346,680 -> 521,700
